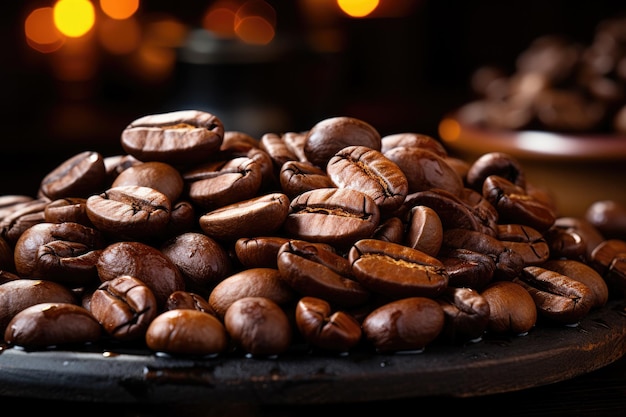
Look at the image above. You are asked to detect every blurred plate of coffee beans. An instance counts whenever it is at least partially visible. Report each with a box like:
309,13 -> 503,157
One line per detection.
440,15 -> 626,217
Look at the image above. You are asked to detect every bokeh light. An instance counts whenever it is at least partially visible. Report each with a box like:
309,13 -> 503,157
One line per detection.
202,0 -> 239,39
100,0 -> 140,20
98,15 -> 141,54
438,117 -> 461,142
53,0 -> 96,38
24,7 -> 65,53
234,0 -> 276,45
337,0 -> 379,18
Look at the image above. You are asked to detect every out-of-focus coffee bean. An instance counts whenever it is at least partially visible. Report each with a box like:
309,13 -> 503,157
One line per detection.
348,238 -> 449,299
466,151 -> 526,192
111,161 -> 184,204
481,280 -> 537,335
361,297 -> 445,353
553,216 -> 605,261
224,296 -> 292,357
0,197 -> 49,246
540,259 -> 609,308
4,302 -> 102,348
585,200 -> 626,240
146,309 -> 228,357
89,275 -> 158,341
380,132 -> 448,157
590,239 -> 626,297
295,296 -> 362,352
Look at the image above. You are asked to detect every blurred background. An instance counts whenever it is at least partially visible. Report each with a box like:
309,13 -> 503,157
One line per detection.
2,0 -> 626,199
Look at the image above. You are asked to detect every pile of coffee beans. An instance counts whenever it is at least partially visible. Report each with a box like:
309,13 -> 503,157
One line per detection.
458,15 -> 626,134
0,109 -> 625,358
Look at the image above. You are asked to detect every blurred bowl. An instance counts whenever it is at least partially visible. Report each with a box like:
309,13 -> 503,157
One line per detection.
438,111 -> 626,218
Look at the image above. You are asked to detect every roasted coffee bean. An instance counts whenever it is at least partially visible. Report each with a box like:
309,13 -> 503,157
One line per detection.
4,302 -> 102,348
0,279 -> 77,334
111,161 -> 184,204
483,175 -> 556,232
209,267 -> 296,319
160,200 -> 196,240
0,197 -> 49,246
295,296 -> 362,352
481,280 -> 537,335
160,232 -> 232,292
121,110 -> 224,166
13,222 -> 105,286
221,131 -> 259,154
0,235 -> 14,272
459,187 -> 499,235
398,189 -> 489,236
362,297 -> 445,353
283,187 -> 380,250
0,270 -> 20,284
86,185 -> 171,241
279,160 -> 335,199
348,238 -> 449,299
89,275 -> 158,341
437,247 -> 496,290
466,151 -> 526,192
543,223 -> 588,262
44,197 -> 92,227
497,224 -> 550,265
281,131 -> 309,163
380,132 -> 448,157
436,286 -> 491,344
184,157 -> 263,211
552,216 -> 605,261
165,290 -> 214,315
103,154 -> 142,183
372,216 -> 405,244
199,192 -> 290,242
0,195 -> 35,220
405,205 -> 443,257
383,146 -> 464,197
540,259 -> 609,308
277,239 -> 370,307
442,228 -> 525,280
146,309 -> 228,356
39,151 -> 107,201
590,239 -> 626,297
260,132 -> 300,169
96,241 -> 185,308
303,116 -> 381,169
327,145 -> 409,215
515,265 -> 595,324
224,296 -> 292,357
234,236 -> 291,269
585,200 -> 626,240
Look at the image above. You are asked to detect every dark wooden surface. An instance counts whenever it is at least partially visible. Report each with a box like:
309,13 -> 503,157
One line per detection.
0,300 -> 625,416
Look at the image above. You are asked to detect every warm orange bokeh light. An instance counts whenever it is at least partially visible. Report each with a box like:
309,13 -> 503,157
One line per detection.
337,0 -> 379,17
100,0 -> 140,20
143,16 -> 188,48
202,0 -> 239,38
438,118 -> 462,143
25,7 -> 65,53
53,0 -> 96,38
98,16 -> 141,54
234,0 -> 276,44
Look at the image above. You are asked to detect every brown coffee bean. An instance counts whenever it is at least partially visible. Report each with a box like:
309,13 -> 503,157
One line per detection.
13,222 -> 105,286
0,197 -> 49,246
585,200 -> 626,240
590,239 -> 626,297
515,265 -> 595,324
112,161 -> 184,204
4,302 -> 102,348
160,232 -> 233,292
199,192 -> 290,242
295,296 -> 362,352
380,132 -> 448,157
543,223 -> 588,262
208,267 -> 296,319
224,296 -> 292,357
303,116 -> 381,169
540,259 -> 609,308
552,216 -> 605,261
384,146 -> 464,197
165,290 -> 214,315
89,275 -> 158,341
348,238 -> 449,299
362,297 -> 445,353
372,216 -> 405,244
283,187 -> 380,250
121,110 -> 224,166
327,145 -> 409,215
497,224 -> 550,265
146,309 -> 228,356
44,197 -> 92,227
0,279 -> 77,335
86,185 -> 171,241
481,280 -> 537,335
436,286 -> 490,344
39,151 -> 107,200
277,239 -> 370,308
96,241 -> 185,308
437,247 -> 496,290
260,132 -> 300,169
466,151 -> 526,192
405,205 -> 443,257
279,160 -> 335,199
234,236 -> 291,269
